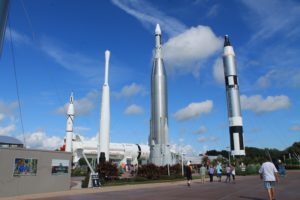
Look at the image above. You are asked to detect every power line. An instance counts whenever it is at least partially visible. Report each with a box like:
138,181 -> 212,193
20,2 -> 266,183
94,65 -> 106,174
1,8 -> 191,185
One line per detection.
8,20 -> 26,147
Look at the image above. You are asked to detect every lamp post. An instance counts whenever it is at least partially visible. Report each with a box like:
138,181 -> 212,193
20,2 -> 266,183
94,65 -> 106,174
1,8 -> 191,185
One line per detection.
227,147 -> 231,165
181,152 -> 185,176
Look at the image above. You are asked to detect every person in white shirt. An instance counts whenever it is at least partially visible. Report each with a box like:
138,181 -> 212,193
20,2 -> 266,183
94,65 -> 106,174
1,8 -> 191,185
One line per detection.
259,157 -> 279,200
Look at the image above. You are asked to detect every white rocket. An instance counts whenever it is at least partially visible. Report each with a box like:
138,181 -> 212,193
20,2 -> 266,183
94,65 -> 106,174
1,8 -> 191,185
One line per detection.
222,35 -> 245,156
65,93 -> 74,152
98,50 -> 111,163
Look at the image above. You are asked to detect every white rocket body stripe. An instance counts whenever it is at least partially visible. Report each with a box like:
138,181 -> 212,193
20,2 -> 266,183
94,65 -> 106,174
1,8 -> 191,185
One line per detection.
223,35 -> 245,156
98,50 -> 111,162
65,93 -> 74,152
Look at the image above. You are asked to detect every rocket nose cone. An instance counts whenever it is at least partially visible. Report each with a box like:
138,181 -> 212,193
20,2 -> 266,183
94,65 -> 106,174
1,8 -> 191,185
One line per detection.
155,24 -> 161,35
105,50 -> 110,57
224,35 -> 231,47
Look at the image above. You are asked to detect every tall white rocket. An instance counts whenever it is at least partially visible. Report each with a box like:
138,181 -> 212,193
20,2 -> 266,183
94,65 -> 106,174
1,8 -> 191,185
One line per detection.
98,50 -> 111,163
65,93 -> 74,152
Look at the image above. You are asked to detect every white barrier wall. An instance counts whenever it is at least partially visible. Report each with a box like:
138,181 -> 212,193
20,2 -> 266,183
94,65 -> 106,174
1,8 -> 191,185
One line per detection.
0,148 -> 72,197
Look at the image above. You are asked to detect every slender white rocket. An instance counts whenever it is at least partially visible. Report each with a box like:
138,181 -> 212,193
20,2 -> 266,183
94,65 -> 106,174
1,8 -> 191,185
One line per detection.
98,50 -> 111,163
65,93 -> 74,152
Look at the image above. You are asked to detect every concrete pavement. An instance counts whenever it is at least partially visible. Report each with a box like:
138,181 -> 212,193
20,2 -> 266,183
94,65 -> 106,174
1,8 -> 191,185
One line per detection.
1,170 -> 299,200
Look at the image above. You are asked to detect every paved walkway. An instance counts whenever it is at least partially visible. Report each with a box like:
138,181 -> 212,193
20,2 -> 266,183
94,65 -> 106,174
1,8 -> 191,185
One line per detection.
1,171 -> 299,200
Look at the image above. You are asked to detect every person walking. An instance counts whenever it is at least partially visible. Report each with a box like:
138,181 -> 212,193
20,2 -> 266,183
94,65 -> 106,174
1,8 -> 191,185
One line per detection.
208,165 -> 214,182
199,164 -> 207,184
185,161 -> 192,187
225,164 -> 231,183
259,157 -> 279,200
216,162 -> 222,182
231,164 -> 236,183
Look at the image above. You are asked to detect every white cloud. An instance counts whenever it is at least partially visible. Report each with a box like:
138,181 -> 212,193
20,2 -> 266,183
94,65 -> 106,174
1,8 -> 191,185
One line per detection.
113,83 -> 146,98
5,28 -> 31,45
206,4 -> 220,18
194,125 -> 207,134
198,136 -> 208,143
74,126 -> 91,133
111,0 -> 186,37
112,1 -> 222,78
124,104 -> 144,115
0,113 -> 5,122
197,136 -> 219,143
0,100 -> 18,118
19,130 -> 63,150
256,68 -> 300,88
212,58 -> 224,84
241,0 -> 300,41
56,91 -> 98,116
163,26 -> 222,77
174,100 -> 213,121
289,125 -> 300,132
40,37 -> 100,81
0,124 -> 16,136
241,95 -> 290,113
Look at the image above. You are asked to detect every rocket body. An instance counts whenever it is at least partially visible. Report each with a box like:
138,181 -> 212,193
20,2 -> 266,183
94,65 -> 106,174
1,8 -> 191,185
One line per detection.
65,93 -> 74,152
222,35 -> 245,156
149,24 -> 171,166
98,50 -> 110,163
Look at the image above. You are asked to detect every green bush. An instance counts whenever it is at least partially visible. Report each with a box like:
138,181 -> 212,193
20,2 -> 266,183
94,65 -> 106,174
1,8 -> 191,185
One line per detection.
285,165 -> 300,170
81,172 -> 90,188
71,168 -> 87,177
97,161 -> 119,184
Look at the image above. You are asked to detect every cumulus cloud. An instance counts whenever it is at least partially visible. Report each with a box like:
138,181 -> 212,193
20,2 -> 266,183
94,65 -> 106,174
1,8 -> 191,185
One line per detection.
163,26 -> 222,77
0,124 -> 16,136
111,0 -> 186,37
56,91 -> 98,116
113,83 -> 146,98
212,58 -> 224,84
256,68 -> 300,88
0,100 -> 18,119
124,104 -> 144,115
289,125 -> 300,132
174,100 -> 213,121
194,125 -> 207,134
241,95 -> 290,113
18,130 -> 63,150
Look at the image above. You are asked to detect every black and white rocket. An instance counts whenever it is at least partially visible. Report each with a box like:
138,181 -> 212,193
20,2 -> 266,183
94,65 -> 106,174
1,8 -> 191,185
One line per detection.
98,50 -> 111,163
149,24 -> 171,166
222,35 -> 245,156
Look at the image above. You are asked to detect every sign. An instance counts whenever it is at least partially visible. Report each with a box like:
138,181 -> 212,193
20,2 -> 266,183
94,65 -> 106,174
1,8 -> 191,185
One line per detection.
91,173 -> 100,187
51,159 -> 69,175
13,158 -> 38,176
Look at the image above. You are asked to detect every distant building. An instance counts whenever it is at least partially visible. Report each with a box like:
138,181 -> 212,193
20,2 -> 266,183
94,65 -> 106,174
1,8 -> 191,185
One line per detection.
0,136 -> 23,148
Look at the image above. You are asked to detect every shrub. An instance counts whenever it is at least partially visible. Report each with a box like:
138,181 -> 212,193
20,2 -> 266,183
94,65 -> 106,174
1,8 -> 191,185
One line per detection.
97,161 -> 119,184
285,165 -> 300,170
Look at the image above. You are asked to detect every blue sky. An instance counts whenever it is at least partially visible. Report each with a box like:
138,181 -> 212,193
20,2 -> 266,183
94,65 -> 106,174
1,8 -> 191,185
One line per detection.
0,0 -> 299,155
